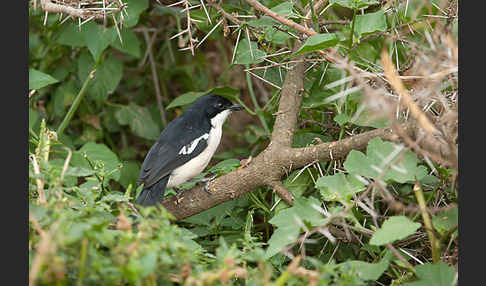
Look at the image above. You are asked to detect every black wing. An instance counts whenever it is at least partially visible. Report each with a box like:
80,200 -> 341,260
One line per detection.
137,115 -> 211,188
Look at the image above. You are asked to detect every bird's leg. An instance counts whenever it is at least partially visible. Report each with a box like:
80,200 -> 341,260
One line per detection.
202,174 -> 218,194
185,175 -> 218,193
173,187 -> 184,200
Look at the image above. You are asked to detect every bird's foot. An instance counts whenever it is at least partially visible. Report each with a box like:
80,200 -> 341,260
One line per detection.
202,174 -> 217,194
173,187 -> 183,199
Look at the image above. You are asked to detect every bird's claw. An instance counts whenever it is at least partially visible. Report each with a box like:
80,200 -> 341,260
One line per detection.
203,174 -> 217,194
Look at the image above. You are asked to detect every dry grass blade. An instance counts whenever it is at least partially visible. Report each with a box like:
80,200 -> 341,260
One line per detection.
381,48 -> 440,135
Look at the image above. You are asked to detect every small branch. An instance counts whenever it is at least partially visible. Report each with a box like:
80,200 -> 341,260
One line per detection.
39,0 -> 124,20
142,28 -> 168,127
57,60 -> 100,136
244,0 -> 316,37
269,181 -> 294,205
270,44 -> 306,147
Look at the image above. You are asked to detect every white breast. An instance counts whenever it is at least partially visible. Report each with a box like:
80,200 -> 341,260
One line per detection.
167,110 -> 231,188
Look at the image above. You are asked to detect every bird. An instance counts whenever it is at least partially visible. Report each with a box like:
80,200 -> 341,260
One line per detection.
135,94 -> 244,207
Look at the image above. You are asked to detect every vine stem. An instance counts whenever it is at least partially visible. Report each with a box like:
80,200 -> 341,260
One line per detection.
57,55 -> 102,136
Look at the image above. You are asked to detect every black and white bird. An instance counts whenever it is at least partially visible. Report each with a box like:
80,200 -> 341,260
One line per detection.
135,94 -> 244,207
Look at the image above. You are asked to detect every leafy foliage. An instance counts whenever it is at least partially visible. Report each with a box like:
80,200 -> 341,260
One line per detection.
29,0 -> 458,285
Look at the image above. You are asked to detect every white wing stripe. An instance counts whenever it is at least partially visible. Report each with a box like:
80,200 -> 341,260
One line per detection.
179,133 -> 209,155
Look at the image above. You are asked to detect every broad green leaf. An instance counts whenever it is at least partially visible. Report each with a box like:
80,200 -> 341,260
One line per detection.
266,197 -> 329,258
115,103 -> 161,140
29,68 -> 59,90
57,23 -> 86,47
233,39 -> 266,65
294,33 -> 339,55
432,207 -> 458,238
247,16 -> 292,44
70,142 -> 121,181
57,22 -> 117,61
355,10 -> 387,38
339,251 -> 392,280
208,86 -> 240,98
334,113 -> 351,126
52,81 -> 77,119
270,2 -> 295,16
316,173 -> 366,202
166,92 -> 206,109
77,52 -> 123,104
123,0 -> 149,28
370,216 -> 421,245
403,261 -> 457,286
119,161 -> 140,189
208,159 -> 241,174
110,28 -> 141,58
330,0 -> 379,10
166,86 -> 240,109
252,66 -> 286,88
265,225 -> 300,259
343,138 -> 427,183
282,170 -> 312,198
83,23 -> 117,60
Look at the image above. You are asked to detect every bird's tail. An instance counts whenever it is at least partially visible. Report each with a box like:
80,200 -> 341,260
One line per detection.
135,176 -> 169,207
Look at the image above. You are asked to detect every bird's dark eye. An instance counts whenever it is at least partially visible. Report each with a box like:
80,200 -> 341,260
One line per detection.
216,102 -> 223,108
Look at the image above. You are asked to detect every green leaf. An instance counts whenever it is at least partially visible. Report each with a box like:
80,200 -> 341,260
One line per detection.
84,23 -> 117,61
355,10 -> 387,38
330,0 -> 379,10
52,81 -> 77,119
57,22 -> 117,61
266,197 -> 329,258
339,251 -> 392,280
403,261 -> 457,286
270,2 -> 296,17
316,173 -> 366,202
432,207 -> 458,237
166,92 -> 206,109
57,23 -> 86,47
369,216 -> 421,245
123,0 -> 149,28
334,113 -> 351,126
70,142 -> 121,181
166,86 -> 240,109
233,38 -> 266,65
119,161 -> 141,189
111,28 -> 141,58
343,138 -> 427,183
294,33 -> 339,55
29,68 -> 59,90
77,52 -> 123,104
282,170 -> 312,198
115,103 -> 161,140
208,159 -> 241,174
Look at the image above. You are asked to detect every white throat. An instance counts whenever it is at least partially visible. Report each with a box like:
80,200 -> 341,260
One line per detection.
211,109 -> 232,129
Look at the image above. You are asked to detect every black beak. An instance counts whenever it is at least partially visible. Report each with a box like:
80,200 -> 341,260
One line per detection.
229,103 -> 244,111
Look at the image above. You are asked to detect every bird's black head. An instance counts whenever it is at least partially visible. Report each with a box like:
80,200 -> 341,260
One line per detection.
189,94 -> 244,119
